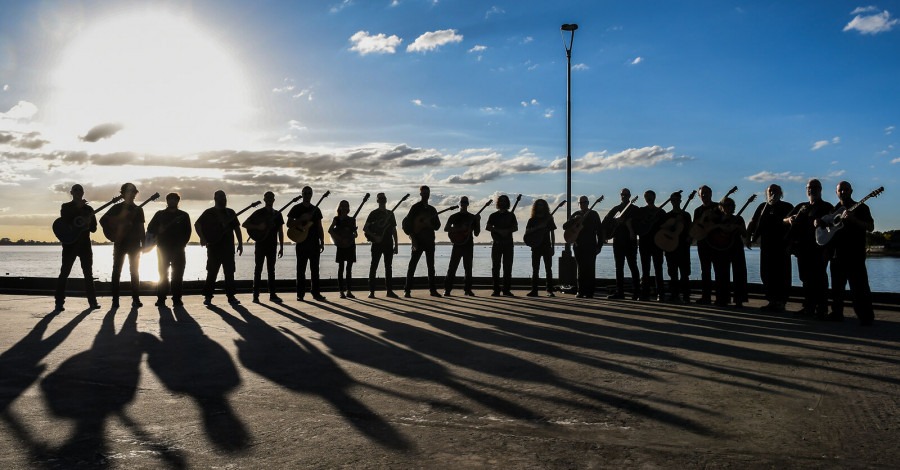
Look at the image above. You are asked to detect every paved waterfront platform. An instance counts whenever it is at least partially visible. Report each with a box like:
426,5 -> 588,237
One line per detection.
1,292 -> 898,468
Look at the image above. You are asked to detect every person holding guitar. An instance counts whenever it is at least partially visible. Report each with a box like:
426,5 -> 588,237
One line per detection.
746,184 -> 793,313
100,182 -> 145,308
524,199 -> 558,297
660,191 -> 693,303
485,194 -> 519,296
824,181 -> 875,325
146,192 -> 192,307
691,185 -> 721,304
602,188 -> 641,300
195,190 -> 245,306
242,191 -> 285,303
54,184 -> 101,311
363,193 -> 403,298
711,197 -> 749,307
443,196 -> 482,296
287,186 -> 326,301
784,179 -> 834,319
632,190 -> 666,301
328,200 -> 359,298
402,185 -> 443,298
562,195 -> 602,298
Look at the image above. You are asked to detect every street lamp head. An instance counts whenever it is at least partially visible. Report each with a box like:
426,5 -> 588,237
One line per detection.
561,24 -> 579,31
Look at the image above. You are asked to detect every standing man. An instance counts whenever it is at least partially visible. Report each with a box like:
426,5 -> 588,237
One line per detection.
691,185 -> 719,304
146,192 -> 192,307
633,190 -> 666,301
747,184 -> 794,312
242,191 -> 284,303
603,188 -> 641,300
563,195 -> 602,298
363,193 -> 400,298
287,186 -> 326,301
100,182 -> 145,308
54,184 -> 101,311
195,190 -> 243,306
485,195 -> 518,296
402,185 -> 442,298
443,196 -> 480,296
825,181 -> 875,326
660,191 -> 692,303
784,179 -> 833,318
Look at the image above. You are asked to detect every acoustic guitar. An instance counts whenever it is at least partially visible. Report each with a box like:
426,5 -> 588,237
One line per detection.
143,211 -> 191,252
631,190 -> 682,237
200,201 -> 262,246
563,195 -> 604,244
101,192 -> 160,243
331,193 -> 370,248
286,191 -> 330,243
52,195 -> 123,245
246,194 -> 302,242
689,185 -> 738,241
523,200 -> 567,248
654,190 -> 696,253
707,193 -> 757,251
448,199 -> 492,245
365,193 -> 410,244
601,196 -> 639,241
815,186 -> 884,246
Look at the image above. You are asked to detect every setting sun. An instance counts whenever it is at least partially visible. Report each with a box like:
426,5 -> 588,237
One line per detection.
49,11 -> 254,153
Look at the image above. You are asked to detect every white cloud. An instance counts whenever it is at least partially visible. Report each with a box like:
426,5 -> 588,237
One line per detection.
480,107 -> 503,114
827,170 -> 847,178
292,89 -> 314,101
886,125 -> 895,135
350,31 -> 402,55
485,6 -> 505,19
630,57 -> 643,65
0,101 -> 38,121
851,6 -> 880,14
468,45 -> 487,53
844,8 -> 899,34
288,120 -> 306,131
412,99 -> 423,107
747,171 -> 806,183
330,0 -> 353,13
572,63 -> 589,71
2,85 -> 8,92
522,36 -> 533,44
811,136 -> 840,151
892,157 -> 900,164
554,146 -> 688,173
543,109 -> 554,119
520,99 -> 539,107
407,29 -> 463,53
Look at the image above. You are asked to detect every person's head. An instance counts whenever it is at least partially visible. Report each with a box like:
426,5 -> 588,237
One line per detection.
670,191 -> 682,205
643,190 -> 656,205
620,188 -> 631,203
121,182 -> 138,202
420,185 -> 431,201
766,184 -> 783,202
720,197 -> 736,215
337,200 -> 350,216
531,199 -> 549,218
578,195 -> 589,209
806,179 -> 822,201
70,184 -> 84,200
459,196 -> 469,209
214,190 -> 227,207
698,185 -> 712,203
836,181 -> 853,202
496,194 -> 510,211
376,192 -> 387,205
301,186 -> 313,200
165,192 -> 180,210
263,191 -> 275,206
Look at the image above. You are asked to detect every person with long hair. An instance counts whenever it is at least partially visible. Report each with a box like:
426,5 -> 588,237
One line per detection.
328,200 -> 357,298
523,199 -> 556,297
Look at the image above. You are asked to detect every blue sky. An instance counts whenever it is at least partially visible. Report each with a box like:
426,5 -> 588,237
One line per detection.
0,0 -> 898,241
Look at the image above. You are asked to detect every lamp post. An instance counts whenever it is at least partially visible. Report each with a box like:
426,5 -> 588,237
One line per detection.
558,23 -> 578,289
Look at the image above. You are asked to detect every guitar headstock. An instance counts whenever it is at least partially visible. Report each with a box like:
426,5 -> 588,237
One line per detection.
555,200 -> 568,209
725,186 -> 738,198
362,193 -> 371,202
251,200 -> 262,208
748,194 -> 758,203
515,194 -> 522,203
112,195 -> 125,203
483,199 -> 492,208
597,195 -> 605,204
685,190 -> 697,202
322,190 -> 331,198
869,187 -> 885,199
630,196 -> 639,204
290,194 -> 303,203
139,192 -> 161,207
400,193 -> 411,203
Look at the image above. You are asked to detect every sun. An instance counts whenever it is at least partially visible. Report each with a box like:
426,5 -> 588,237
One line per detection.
50,11 -> 254,153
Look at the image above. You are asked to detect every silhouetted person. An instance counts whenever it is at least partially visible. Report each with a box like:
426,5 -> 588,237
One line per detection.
195,190 -> 243,305
632,190 -> 666,301
524,199 -> 556,297
563,195 -> 602,298
691,185 -> 718,304
402,185 -> 442,297
363,193 -> 400,298
711,197 -> 748,307
242,191 -> 284,303
328,200 -> 357,298
54,184 -> 100,310
485,195 -> 518,296
747,184 -> 793,312
287,186 -> 326,301
146,192 -> 191,307
660,191 -> 692,303
100,182 -> 144,308
824,181 -> 875,326
444,196 -> 480,296
784,179 -> 833,318
604,188 -> 640,300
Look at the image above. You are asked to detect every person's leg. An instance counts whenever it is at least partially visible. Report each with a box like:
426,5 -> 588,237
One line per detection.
445,245 -> 462,294
171,250 -> 185,304
491,245 -> 502,294
253,248 -> 265,299
425,247 -> 437,292
79,248 -> 98,306
157,249 -> 170,303
462,243 -> 474,293
310,250 -> 322,297
405,248 -> 423,294
502,244 -> 514,294
55,246 -> 77,307
111,244 -> 125,302
127,248 -> 141,302
296,248 -> 309,299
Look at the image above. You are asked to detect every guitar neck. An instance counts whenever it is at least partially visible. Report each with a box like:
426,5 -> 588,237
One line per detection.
236,202 -> 261,218
588,196 -> 604,211
550,201 -> 567,216
510,194 -> 522,212
351,195 -> 370,219
93,197 -> 123,214
278,196 -> 302,213
474,201 -> 491,217
391,194 -> 411,213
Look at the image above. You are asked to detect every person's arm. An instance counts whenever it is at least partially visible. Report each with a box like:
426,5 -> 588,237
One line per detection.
391,226 -> 399,254
473,214 -> 481,237
194,216 -> 207,246
316,211 -> 325,253
232,217 -> 243,256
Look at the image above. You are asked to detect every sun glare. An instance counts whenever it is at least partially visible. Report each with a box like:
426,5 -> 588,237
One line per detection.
50,11 -> 254,153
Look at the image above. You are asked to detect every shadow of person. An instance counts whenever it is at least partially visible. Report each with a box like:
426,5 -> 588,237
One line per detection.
39,307 -> 185,468
0,309 -> 92,453
207,303 -> 410,450
144,305 -> 250,453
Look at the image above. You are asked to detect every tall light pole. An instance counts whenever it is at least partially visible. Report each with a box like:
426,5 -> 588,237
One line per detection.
558,23 -> 578,288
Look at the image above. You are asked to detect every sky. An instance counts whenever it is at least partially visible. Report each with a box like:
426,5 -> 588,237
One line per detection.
1,0 -> 898,243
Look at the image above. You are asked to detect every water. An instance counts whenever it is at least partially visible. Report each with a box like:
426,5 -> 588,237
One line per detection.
2,245 -> 898,293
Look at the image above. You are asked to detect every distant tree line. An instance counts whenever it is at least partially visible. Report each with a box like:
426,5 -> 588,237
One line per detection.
868,230 -> 899,250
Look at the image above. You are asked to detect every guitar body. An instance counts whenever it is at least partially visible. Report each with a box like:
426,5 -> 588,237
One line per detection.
814,213 -> 842,245
562,215 -> 584,245
688,209 -> 716,241
331,220 -> 357,248
202,201 -> 262,246
287,218 -> 315,244
706,224 -> 740,251
654,217 -> 685,252
523,225 -> 547,248
53,218 -> 83,245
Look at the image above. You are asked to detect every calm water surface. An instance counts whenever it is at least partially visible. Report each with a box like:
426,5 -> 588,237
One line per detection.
2,245 -> 898,293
